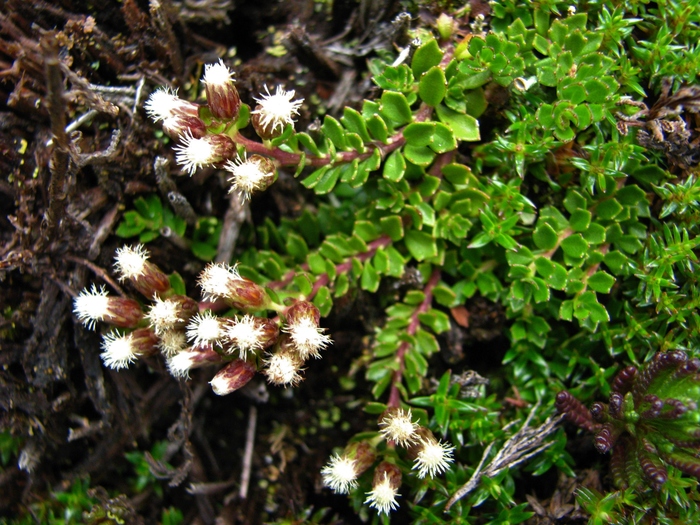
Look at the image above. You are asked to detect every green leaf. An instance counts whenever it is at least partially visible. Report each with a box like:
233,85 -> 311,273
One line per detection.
436,104 -> 480,141
569,209 -> 591,232
361,260 -> 380,292
168,272 -> 186,296
403,122 -> 435,147
380,215 -> 404,241
322,115 -> 348,151
405,230 -> 438,261
419,66 -> 447,106
430,123 -> 457,153
597,199 -> 622,220
380,91 -> 412,126
533,222 -> 559,250
366,115 -> 389,142
404,144 -> 436,166
340,107 -> 372,143
560,234 -> 588,258
383,150 -> 406,182
313,286 -> 333,317
587,271 -> 615,294
412,39 -> 444,77
285,231 -> 309,260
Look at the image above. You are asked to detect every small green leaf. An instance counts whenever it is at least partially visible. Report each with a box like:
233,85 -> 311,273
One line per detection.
597,199 -> 623,220
412,39 -> 444,77
366,115 -> 389,142
560,234 -> 588,258
322,115 -> 348,151
383,150 -> 407,182
436,104 -> 480,141
430,123 -> 457,153
380,91 -> 412,127
569,209 -> 591,232
403,122 -> 435,147
587,271 -> 615,293
380,215 -> 404,241
168,272 -> 186,296
419,66 -> 447,106
405,230 -> 438,261
533,222 -> 559,250
313,286 -> 333,317
404,144 -> 436,166
340,107 -> 372,143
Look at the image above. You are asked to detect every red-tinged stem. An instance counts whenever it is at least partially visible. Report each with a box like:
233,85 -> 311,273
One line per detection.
268,235 -> 393,301
387,268 -> 441,408
233,131 -> 406,168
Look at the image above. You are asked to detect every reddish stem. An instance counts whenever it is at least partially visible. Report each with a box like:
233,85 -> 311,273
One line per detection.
387,268 -> 441,408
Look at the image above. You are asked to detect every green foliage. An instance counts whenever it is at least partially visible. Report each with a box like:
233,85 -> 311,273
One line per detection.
125,440 -> 171,497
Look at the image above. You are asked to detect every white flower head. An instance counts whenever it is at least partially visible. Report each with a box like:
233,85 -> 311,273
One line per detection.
321,454 -> 359,494
146,296 -> 181,335
144,87 -> 181,122
365,473 -> 400,515
100,331 -> 138,370
284,318 -> 331,360
202,59 -> 235,86
198,262 -> 241,301
378,408 -> 418,446
166,350 -> 198,379
263,351 -> 303,387
73,284 -> 110,330
173,132 -> 216,175
252,85 -> 303,133
225,315 -> 265,358
412,438 -> 455,479
114,244 -> 149,281
186,311 -> 224,347
225,154 -> 276,201
158,329 -> 188,357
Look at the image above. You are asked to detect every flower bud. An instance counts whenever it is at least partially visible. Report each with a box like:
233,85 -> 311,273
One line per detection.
365,462 -> 401,515
202,59 -> 240,121
162,114 -> 208,140
74,285 -> 143,329
378,407 -> 418,446
198,262 -> 269,310
210,359 -> 257,395
225,154 -> 277,200
223,314 -> 279,358
145,87 -> 200,122
263,339 -> 304,387
251,107 -> 283,140
146,294 -> 198,335
166,345 -> 223,378
283,301 -> 331,360
250,85 -> 303,140
114,245 -> 171,298
100,327 -> 159,369
174,132 -> 236,175
321,441 -> 376,494
406,427 -> 455,479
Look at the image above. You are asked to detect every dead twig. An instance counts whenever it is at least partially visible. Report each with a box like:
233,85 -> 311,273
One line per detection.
445,405 -> 563,511
239,404 -> 257,500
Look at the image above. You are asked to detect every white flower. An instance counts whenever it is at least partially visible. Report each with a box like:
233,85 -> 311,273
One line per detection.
114,244 -> 149,281
263,351 -> 303,386
412,438 -> 455,479
365,473 -> 400,515
144,87 -> 181,122
146,296 -> 182,335
378,408 -> 418,446
100,331 -> 138,370
158,330 -> 188,357
186,311 -> 224,347
225,315 -> 265,358
284,318 -> 331,360
252,85 -> 303,133
321,454 -> 359,494
225,155 -> 275,200
173,132 -> 217,175
166,351 -> 199,379
73,284 -> 110,330
202,59 -> 235,86
198,262 -> 241,301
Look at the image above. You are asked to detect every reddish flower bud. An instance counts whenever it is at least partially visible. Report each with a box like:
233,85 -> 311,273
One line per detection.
366,462 -> 401,515
198,262 -> 269,311
162,114 -> 207,140
146,294 -> 198,335
74,285 -> 143,329
174,133 -> 236,175
166,345 -> 223,378
202,60 -> 241,121
114,245 -> 171,298
210,359 -> 257,395
225,154 -> 277,200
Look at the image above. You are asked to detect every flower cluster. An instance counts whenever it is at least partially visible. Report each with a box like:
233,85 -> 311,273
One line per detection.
73,245 -> 331,395
321,407 -> 454,515
557,350 -> 700,490
144,60 -> 302,200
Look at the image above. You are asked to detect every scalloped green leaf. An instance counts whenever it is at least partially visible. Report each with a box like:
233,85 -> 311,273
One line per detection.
412,38 -> 444,78
419,66 -> 447,107
436,104 -> 480,141
380,91 -> 412,127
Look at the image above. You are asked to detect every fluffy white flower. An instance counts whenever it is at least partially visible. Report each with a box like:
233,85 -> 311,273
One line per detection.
173,132 -> 217,175
186,311 -> 224,347
198,262 -> 241,301
114,244 -> 149,281
252,85 -> 303,133
202,59 -> 235,86
100,331 -> 138,370
321,454 -> 359,494
412,438 -> 455,479
225,155 -> 275,200
225,315 -> 265,358
73,285 -> 110,330
378,408 -> 418,446
158,330 -> 188,357
263,351 -> 303,386
146,296 -> 181,335
365,473 -> 400,515
144,87 -> 182,122
284,317 -> 331,360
